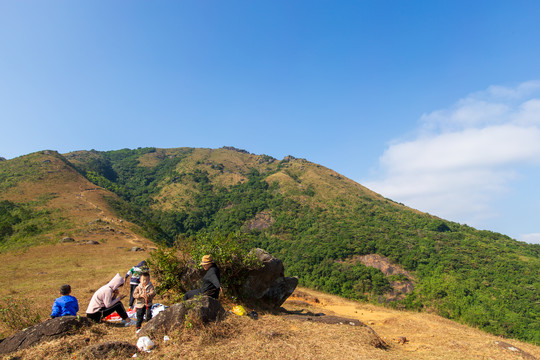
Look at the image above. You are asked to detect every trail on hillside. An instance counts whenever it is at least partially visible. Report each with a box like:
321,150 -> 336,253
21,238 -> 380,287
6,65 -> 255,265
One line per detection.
76,186 -> 146,247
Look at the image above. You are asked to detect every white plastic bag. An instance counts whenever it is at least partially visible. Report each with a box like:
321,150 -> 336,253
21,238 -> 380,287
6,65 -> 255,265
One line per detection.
137,336 -> 155,352
151,303 -> 168,318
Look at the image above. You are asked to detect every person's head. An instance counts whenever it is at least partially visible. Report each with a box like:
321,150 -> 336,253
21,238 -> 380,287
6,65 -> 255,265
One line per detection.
59,284 -> 71,296
140,272 -> 150,285
200,255 -> 214,270
108,273 -> 125,291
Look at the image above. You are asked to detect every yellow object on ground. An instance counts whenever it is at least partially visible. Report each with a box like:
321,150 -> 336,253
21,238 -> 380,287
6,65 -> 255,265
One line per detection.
232,305 -> 247,316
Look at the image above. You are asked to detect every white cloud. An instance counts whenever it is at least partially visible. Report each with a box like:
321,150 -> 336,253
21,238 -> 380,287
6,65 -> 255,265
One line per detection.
485,80 -> 540,100
364,81 -> 540,233
518,233 -> 540,245
515,99 -> 540,126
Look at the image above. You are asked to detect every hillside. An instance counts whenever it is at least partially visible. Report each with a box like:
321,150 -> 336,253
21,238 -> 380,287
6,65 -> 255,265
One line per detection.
0,150 -> 150,251
1,147 -> 539,345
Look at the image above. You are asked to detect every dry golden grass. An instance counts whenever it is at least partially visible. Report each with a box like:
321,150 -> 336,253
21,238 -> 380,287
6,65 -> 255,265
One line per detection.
286,288 -> 540,360
6,290 -> 540,359
0,236 -> 155,337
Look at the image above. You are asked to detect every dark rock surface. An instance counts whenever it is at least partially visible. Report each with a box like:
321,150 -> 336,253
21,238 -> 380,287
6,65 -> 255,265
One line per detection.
139,296 -> 225,337
280,308 -> 388,349
241,248 -> 298,309
0,316 -> 91,355
81,240 -> 100,245
180,265 -> 204,291
494,341 -> 537,360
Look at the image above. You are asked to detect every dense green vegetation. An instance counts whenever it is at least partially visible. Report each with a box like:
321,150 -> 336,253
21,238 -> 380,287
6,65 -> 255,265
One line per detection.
71,148 -> 540,344
148,232 -> 262,302
0,200 -> 56,251
72,147 -> 191,206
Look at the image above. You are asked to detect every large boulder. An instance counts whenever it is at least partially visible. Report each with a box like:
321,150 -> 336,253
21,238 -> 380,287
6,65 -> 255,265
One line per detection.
241,248 -> 298,309
0,316 -> 91,355
180,264 -> 204,291
139,296 -> 225,337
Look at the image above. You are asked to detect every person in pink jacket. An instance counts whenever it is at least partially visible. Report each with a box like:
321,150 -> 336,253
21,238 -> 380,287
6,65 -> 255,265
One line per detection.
86,273 -> 134,326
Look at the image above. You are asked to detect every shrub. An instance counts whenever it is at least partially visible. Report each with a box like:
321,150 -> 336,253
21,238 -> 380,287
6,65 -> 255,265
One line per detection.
147,246 -> 190,303
148,232 -> 262,301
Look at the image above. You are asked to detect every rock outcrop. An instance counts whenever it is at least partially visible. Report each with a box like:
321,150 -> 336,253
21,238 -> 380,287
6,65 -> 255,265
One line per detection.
281,308 -> 388,349
138,296 -> 225,337
0,316 -> 91,355
241,248 -> 298,309
180,264 -> 205,292
494,341 -> 537,360
348,254 -> 415,302
245,211 -> 275,230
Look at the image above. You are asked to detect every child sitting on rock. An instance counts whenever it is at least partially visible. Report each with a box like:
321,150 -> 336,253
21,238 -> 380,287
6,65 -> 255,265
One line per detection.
132,272 -> 156,332
51,284 -> 79,318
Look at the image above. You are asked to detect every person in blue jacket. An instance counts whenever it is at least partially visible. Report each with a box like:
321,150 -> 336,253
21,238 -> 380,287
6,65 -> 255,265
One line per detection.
51,284 -> 79,318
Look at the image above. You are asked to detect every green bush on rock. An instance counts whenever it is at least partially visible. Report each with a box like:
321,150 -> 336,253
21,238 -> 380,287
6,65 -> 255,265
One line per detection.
148,232 -> 262,301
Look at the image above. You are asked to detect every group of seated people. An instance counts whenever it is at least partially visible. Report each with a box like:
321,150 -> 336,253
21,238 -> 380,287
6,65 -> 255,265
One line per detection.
50,255 -> 220,332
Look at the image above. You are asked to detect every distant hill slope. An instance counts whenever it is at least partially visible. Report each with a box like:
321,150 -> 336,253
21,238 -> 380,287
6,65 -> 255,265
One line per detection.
1,147 -> 539,344
0,150 -> 148,251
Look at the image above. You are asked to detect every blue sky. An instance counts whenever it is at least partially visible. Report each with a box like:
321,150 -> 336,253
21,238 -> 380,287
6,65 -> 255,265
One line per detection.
1,1 -> 540,244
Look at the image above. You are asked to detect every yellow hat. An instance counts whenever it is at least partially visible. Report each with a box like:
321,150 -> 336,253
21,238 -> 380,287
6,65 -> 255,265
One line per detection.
200,255 -> 213,266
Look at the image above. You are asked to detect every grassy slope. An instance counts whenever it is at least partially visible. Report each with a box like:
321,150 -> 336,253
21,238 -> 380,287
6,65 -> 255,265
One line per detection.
0,151 -> 123,249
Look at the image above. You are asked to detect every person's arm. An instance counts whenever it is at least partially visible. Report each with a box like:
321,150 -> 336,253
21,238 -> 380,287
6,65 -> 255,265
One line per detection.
133,286 -> 141,299
102,289 -> 119,308
74,297 -> 79,313
207,268 -> 221,289
147,284 -> 156,301
51,299 -> 61,318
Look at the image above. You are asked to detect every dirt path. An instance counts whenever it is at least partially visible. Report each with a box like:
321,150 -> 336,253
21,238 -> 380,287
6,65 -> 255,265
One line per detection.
76,186 -> 147,247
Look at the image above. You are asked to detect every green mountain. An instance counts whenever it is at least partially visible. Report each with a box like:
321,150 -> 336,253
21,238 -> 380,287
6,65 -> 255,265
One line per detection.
1,147 -> 539,344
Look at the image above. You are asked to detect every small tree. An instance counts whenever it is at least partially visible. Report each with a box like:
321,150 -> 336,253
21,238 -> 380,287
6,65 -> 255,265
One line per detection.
147,246 -> 191,302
